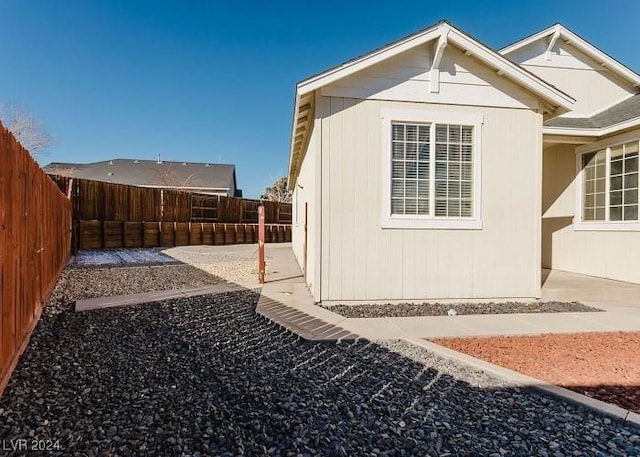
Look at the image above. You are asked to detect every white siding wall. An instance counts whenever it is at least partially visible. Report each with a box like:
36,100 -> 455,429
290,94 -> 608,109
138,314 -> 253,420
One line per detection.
542,137 -> 640,283
291,121 -> 320,299
508,41 -> 636,117
319,97 -> 543,301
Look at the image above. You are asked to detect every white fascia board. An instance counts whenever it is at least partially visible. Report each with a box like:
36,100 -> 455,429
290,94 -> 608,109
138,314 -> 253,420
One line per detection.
543,116 -> 640,137
287,92 -> 301,187
297,27 -> 442,95
501,25 -> 640,88
446,28 -> 574,110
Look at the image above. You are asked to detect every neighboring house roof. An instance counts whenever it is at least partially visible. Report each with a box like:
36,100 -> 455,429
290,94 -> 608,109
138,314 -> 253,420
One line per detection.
288,20 -> 576,187
43,159 -> 240,195
544,94 -> 640,136
500,23 -> 640,88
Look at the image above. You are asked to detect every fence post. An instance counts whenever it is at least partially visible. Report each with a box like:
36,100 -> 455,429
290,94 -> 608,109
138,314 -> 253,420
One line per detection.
258,205 -> 265,284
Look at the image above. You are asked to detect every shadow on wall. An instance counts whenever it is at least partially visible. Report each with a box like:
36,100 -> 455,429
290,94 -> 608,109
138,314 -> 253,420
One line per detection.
541,143 -> 580,280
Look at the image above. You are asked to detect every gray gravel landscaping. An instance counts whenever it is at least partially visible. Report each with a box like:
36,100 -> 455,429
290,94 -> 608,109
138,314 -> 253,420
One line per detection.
322,301 -> 603,318
45,264 -> 226,314
1,284 -> 638,456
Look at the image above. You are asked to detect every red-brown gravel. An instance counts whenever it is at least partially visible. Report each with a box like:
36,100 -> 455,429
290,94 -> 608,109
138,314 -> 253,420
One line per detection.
430,332 -> 640,413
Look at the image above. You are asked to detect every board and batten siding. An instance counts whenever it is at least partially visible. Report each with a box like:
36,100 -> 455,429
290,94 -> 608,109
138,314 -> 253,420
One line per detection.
318,96 -> 543,301
542,134 -> 640,283
507,41 -> 636,117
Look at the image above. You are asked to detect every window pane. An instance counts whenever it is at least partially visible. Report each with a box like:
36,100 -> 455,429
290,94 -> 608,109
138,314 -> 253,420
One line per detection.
418,125 -> 430,142
392,124 -> 404,141
610,191 -> 622,206
392,161 -> 405,178
418,144 -> 430,161
461,181 -> 472,199
624,189 -> 638,205
624,205 -> 638,221
418,162 -> 429,179
610,206 -> 623,221
461,162 -> 472,180
461,200 -> 472,217
435,181 -> 447,197
611,145 -> 624,160
418,180 -> 429,197
405,180 -> 417,198
392,142 -> 404,160
448,125 -> 461,143
435,199 -> 447,216
581,150 -> 605,222
611,176 -> 622,190
406,142 -> 417,161
391,199 -> 404,214
406,161 -> 417,178
461,145 -> 472,163
391,179 -> 404,198
448,144 -> 460,162
595,207 -> 605,221
627,156 -> 639,174
461,126 -> 473,143
406,125 -> 417,142
436,125 -> 447,142
435,162 -> 447,180
418,199 -> 429,214
611,159 -> 623,176
625,173 -> 638,189
435,144 -> 447,161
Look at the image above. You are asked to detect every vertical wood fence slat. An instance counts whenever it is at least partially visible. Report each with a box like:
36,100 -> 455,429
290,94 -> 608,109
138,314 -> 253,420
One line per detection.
0,123 -> 71,396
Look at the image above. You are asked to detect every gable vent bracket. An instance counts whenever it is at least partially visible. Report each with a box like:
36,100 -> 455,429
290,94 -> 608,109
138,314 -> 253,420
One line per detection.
429,29 -> 449,93
545,28 -> 562,61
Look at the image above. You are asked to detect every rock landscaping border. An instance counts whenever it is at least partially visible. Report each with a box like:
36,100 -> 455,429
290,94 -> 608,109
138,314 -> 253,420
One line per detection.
322,301 -> 603,318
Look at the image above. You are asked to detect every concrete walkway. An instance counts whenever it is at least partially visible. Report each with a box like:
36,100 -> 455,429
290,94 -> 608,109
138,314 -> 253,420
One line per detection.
256,245 -> 640,341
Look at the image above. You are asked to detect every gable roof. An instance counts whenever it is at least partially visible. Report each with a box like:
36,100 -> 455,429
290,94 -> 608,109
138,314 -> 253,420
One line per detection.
288,20 -> 575,186
500,23 -> 640,88
544,93 -> 640,135
43,159 -> 239,194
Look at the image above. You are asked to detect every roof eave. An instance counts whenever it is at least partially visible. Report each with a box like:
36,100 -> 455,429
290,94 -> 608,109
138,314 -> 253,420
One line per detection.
500,24 -> 640,88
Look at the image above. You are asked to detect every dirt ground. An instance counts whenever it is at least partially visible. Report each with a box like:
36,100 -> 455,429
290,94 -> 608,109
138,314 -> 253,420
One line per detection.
430,332 -> 640,413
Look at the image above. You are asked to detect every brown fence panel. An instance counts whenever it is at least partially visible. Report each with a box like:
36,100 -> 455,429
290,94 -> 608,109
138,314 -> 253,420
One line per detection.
213,223 -> 225,245
0,124 -> 71,396
175,222 -> 190,246
284,225 -> 292,242
202,223 -> 214,245
235,224 -> 246,244
160,222 -> 175,247
245,225 -> 256,244
79,220 -> 103,249
104,221 -> 124,249
143,222 -> 160,248
189,223 -> 202,245
124,222 -> 143,248
224,224 -> 236,245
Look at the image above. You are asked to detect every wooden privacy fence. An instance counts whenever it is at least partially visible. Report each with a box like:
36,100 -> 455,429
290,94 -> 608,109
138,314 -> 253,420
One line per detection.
50,176 -> 292,224
0,124 -> 72,396
76,221 -> 291,250
49,176 -> 293,250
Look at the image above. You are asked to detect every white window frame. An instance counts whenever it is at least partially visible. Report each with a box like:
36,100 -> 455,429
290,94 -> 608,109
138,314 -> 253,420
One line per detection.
380,108 -> 483,229
575,132 -> 640,232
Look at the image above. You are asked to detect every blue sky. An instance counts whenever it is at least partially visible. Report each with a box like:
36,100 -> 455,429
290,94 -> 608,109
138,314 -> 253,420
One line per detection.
1,1 -> 638,198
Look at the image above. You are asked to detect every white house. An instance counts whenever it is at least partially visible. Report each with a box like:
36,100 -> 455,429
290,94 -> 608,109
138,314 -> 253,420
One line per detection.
288,21 -> 640,303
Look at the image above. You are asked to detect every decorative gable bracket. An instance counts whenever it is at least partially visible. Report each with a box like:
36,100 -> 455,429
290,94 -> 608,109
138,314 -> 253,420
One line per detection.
544,27 -> 562,61
429,29 -> 449,93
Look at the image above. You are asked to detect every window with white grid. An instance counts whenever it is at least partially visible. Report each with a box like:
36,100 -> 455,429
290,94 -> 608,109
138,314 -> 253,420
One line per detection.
435,124 -> 474,217
391,123 -> 430,215
580,140 -> 639,225
390,122 -> 474,218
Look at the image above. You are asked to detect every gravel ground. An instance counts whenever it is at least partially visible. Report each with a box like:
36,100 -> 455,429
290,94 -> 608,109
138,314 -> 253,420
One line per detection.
161,245 -> 266,284
432,332 -> 640,414
323,301 -> 603,318
45,264 -> 225,314
1,289 -> 639,456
